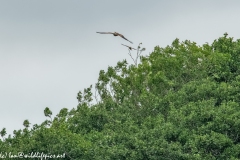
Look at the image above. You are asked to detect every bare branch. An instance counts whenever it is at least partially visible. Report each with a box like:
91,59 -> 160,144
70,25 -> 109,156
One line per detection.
128,49 -> 137,66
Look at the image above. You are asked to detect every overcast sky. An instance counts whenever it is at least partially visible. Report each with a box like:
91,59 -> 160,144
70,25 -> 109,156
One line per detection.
1,0 -> 240,135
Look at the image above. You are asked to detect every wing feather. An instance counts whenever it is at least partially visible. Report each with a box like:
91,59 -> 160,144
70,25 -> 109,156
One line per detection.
96,32 -> 113,34
121,36 -> 133,44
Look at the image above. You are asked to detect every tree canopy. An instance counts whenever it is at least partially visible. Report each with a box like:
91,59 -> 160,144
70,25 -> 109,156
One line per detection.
1,33 -> 240,159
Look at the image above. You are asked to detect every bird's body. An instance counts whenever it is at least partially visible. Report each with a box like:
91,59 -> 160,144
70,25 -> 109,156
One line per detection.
96,32 -> 133,43
121,44 -> 136,50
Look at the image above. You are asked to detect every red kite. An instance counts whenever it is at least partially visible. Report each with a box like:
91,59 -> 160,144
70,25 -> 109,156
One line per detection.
96,32 -> 133,43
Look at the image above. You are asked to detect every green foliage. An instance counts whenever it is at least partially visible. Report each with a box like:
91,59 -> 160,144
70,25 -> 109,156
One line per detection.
23,120 -> 30,128
0,128 -> 7,138
77,85 -> 93,106
44,107 -> 52,122
2,33 -> 240,159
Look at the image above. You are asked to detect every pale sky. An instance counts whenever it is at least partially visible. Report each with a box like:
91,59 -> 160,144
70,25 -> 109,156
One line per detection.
1,0 -> 240,135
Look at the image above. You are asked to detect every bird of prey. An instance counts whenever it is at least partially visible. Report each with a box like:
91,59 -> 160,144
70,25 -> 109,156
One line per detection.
121,44 -> 136,50
96,32 -> 133,43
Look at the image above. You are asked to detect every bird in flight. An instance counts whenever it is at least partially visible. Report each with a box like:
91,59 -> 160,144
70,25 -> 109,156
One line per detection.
121,44 -> 136,50
96,32 -> 133,43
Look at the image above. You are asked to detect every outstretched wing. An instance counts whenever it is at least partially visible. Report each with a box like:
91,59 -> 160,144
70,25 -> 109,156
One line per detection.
120,36 -> 133,44
96,32 -> 113,34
